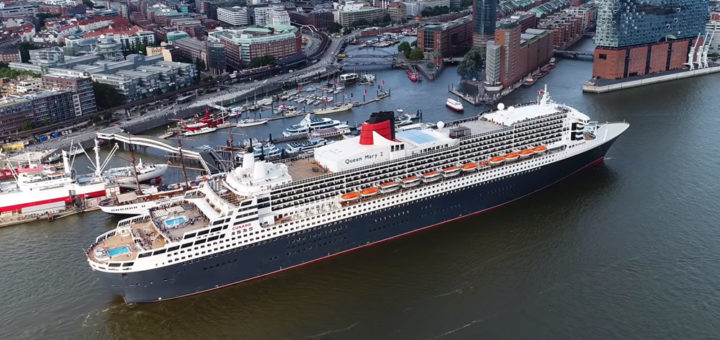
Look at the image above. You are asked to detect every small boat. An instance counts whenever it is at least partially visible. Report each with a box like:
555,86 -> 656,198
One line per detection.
184,126 -> 217,136
401,175 -> 420,188
103,159 -> 168,189
284,137 -> 327,155
505,152 -> 520,162
406,69 -> 418,82
397,109 -> 404,114
489,156 -> 505,166
339,73 -> 359,83
461,162 -> 477,172
446,98 -> 464,112
422,171 -> 441,183
236,119 -> 268,128
523,75 -> 537,87
395,114 -> 413,126
360,187 -> 379,197
534,145 -> 548,154
341,192 -> 360,202
379,181 -> 400,193
519,149 -> 535,159
442,166 -> 460,177
313,103 -> 353,115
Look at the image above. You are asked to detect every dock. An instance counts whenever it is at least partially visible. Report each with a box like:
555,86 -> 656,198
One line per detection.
0,197 -> 102,228
449,88 -> 485,106
583,65 -> 720,93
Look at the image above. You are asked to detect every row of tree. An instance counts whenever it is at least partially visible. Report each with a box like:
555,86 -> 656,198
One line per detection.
398,41 -> 425,61
421,6 -> 450,17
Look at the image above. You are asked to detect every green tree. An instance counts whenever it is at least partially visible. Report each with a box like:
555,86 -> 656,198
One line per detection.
21,120 -> 35,131
328,22 -> 343,34
352,18 -> 370,28
92,82 -> 124,109
36,13 -> 60,27
398,41 -> 411,58
248,55 -> 276,68
0,63 -> 40,78
421,6 -> 449,17
19,42 -> 39,63
457,47 -> 486,80
408,48 -> 424,61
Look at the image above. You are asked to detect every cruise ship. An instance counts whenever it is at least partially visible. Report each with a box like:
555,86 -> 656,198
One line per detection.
86,89 -> 629,303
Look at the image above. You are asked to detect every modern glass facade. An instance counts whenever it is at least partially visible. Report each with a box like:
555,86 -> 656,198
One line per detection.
595,0 -> 709,47
473,0 -> 497,36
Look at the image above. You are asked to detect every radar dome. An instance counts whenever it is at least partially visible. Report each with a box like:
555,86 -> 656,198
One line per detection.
437,121 -> 445,129
497,103 -> 505,111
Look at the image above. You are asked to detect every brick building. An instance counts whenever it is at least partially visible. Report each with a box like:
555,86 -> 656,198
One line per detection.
592,0 -> 709,80
485,20 -> 553,89
41,74 -> 97,118
209,24 -> 301,70
417,16 -> 473,58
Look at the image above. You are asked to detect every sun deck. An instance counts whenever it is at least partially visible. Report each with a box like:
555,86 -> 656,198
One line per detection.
89,219 -> 167,263
285,157 -> 333,181
150,203 -> 209,243
456,118 -> 506,135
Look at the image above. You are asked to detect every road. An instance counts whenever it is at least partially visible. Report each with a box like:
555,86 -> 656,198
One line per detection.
189,33 -> 357,109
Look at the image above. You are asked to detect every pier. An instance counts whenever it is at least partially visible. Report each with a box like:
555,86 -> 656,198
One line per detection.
583,65 -> 720,93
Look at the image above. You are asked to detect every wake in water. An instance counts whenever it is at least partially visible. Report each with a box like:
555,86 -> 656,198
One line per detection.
303,322 -> 360,339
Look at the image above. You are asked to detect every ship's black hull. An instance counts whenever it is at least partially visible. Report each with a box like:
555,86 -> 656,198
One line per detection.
98,139 -> 618,303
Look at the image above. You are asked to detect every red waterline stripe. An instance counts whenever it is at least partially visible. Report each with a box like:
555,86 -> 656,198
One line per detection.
0,196 -> 71,213
134,156 -> 606,303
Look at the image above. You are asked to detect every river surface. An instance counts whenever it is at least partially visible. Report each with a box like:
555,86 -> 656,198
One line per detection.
2,39 -> 720,339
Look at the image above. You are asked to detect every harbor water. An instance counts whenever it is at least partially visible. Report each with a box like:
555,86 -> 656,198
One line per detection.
2,39 -> 720,338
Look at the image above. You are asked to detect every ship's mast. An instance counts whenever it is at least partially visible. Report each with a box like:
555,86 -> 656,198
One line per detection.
130,148 -> 141,192
177,135 -> 189,188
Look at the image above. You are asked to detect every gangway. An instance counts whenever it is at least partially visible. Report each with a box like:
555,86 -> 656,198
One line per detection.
96,132 -> 220,174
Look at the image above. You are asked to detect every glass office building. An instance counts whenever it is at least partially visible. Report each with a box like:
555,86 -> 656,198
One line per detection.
473,0 -> 497,36
595,0 -> 709,48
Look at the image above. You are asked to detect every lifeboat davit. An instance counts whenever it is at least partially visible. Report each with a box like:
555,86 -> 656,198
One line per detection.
534,145 -> 547,154
422,170 -> 441,182
489,156 -> 505,166
380,181 -> 400,193
461,162 -> 477,172
360,187 -> 379,198
519,149 -> 534,159
401,175 -> 420,188
341,192 -> 360,202
477,160 -> 490,169
505,152 -> 520,162
442,166 -> 461,177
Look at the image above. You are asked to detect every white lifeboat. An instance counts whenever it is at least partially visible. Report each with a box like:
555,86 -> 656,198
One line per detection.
401,175 -> 420,188
379,181 -> 400,193
422,171 -> 441,183
442,166 -> 461,178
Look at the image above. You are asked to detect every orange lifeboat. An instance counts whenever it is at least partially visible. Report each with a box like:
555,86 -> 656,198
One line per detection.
477,160 -> 490,168
401,175 -> 420,188
422,170 -> 441,182
442,166 -> 461,177
505,152 -> 520,162
461,162 -> 477,172
380,181 -> 400,193
360,187 -> 379,197
534,145 -> 547,154
341,192 -> 360,202
489,156 -> 505,166
519,149 -> 534,159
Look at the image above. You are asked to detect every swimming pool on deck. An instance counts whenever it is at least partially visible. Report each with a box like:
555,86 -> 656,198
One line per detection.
107,246 -> 131,257
165,216 -> 187,227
